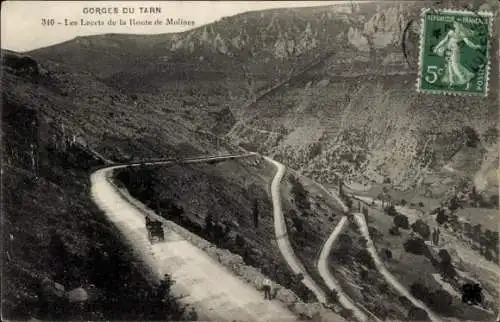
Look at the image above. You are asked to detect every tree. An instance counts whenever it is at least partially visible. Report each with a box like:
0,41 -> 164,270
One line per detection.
204,214 -> 214,234
234,234 -> 245,251
448,196 -> 460,211
385,205 -> 398,216
293,218 -> 306,236
383,248 -> 392,260
400,199 -> 407,206
404,238 -> 427,255
394,214 -> 410,229
410,282 -> 430,302
252,200 -> 259,228
328,289 -> 339,303
411,220 -> 430,239
169,203 -> 184,221
389,225 -> 401,236
463,126 -> 480,148
472,224 -> 482,243
438,249 -> 452,265
436,209 -> 448,225
356,249 -> 375,269
289,175 -> 310,211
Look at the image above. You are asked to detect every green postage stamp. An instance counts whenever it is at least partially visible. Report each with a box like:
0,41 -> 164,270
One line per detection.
417,9 -> 493,96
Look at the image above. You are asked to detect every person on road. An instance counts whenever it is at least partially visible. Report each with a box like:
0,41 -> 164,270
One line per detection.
186,307 -> 198,320
262,278 -> 272,300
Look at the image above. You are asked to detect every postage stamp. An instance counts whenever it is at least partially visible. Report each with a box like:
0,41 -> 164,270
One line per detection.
417,9 -> 494,97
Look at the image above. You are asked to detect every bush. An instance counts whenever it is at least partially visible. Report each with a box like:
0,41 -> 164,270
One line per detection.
358,237 -> 368,248
438,249 -> 452,265
411,220 -> 430,239
339,308 -> 354,320
289,175 -> 310,211
355,249 -> 375,269
328,289 -> 339,303
418,201 -> 425,208
410,282 -> 430,302
407,306 -> 430,321
400,199 -> 407,206
430,290 -> 453,313
394,214 -> 410,229
489,195 -> 499,208
382,248 -> 392,260
389,226 -> 401,236
436,209 -> 448,225
404,238 -> 427,255
385,205 -> 398,216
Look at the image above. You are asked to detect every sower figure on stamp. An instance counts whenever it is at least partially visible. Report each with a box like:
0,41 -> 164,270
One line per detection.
262,278 -> 272,300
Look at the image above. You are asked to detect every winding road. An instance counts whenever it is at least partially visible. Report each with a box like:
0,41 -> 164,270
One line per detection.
353,213 -> 440,322
310,180 -> 440,321
90,153 -> 296,322
90,150 -> 438,321
317,216 -> 370,322
264,157 -> 328,304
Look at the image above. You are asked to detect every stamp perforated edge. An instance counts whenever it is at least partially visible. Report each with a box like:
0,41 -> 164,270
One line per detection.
416,8 -> 494,97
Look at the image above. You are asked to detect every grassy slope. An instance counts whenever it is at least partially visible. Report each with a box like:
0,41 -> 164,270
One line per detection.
114,156 -> 318,303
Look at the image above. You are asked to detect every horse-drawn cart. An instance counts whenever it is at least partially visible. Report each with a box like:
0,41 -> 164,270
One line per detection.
145,216 -> 165,243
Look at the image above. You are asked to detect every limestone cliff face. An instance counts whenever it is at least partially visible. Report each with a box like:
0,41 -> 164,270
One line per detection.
230,72 -> 498,194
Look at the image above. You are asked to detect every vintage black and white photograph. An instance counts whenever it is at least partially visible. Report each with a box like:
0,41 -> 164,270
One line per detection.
1,0 -> 499,321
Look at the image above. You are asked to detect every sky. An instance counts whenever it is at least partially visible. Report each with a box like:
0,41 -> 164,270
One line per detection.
1,1 -> 361,52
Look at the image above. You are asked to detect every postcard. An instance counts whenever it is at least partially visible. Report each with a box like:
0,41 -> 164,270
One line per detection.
2,1 -> 498,321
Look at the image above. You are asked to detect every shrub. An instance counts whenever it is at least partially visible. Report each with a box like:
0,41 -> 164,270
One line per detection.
385,205 -> 398,216
394,214 -> 410,229
389,226 -> 401,236
358,237 -> 368,248
463,126 -> 480,148
404,238 -> 427,255
410,283 -> 430,302
418,201 -> 425,208
430,290 -> 453,313
407,306 -> 430,321
355,249 -> 375,269
438,249 -> 452,265
400,199 -> 407,206
382,248 -> 392,260
436,209 -> 448,225
339,308 -> 354,320
411,220 -> 430,239
368,226 -> 383,241
289,175 -> 310,211
328,289 -> 339,303
489,195 -> 499,208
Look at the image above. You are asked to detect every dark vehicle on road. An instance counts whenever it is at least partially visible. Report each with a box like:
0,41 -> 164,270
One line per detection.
145,216 -> 165,243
